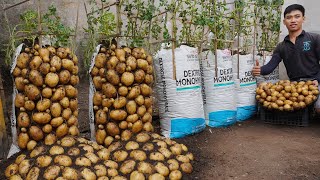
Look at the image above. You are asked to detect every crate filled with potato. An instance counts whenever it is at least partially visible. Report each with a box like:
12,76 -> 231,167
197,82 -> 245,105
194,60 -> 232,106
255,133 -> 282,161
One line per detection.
13,44 -> 80,150
90,44 -> 154,145
256,80 -> 319,126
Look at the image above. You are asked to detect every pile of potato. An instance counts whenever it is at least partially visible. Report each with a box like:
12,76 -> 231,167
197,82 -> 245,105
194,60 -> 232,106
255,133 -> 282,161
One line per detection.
91,45 -> 154,145
13,44 -> 80,149
5,133 -> 194,180
256,80 -> 319,111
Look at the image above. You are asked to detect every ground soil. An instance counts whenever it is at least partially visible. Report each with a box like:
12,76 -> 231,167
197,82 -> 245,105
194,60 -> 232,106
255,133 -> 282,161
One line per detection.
1,61 -> 320,179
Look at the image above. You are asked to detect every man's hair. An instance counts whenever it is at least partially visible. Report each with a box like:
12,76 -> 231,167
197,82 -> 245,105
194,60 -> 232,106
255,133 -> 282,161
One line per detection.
284,4 -> 305,17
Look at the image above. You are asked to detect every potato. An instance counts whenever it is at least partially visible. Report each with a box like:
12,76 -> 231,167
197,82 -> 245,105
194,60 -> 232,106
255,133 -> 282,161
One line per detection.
142,113 -> 152,123
143,122 -> 154,132
18,159 -> 30,176
59,97 -> 70,109
70,75 -> 79,86
117,86 -> 128,97
9,174 -> 23,180
137,59 -> 148,71
61,136 -> 76,147
126,114 -> 139,123
170,144 -> 182,155
137,162 -> 154,174
150,152 -> 165,161
81,168 -> 97,180
110,110 -> 127,121
50,103 -> 62,117
169,170 -> 182,180
41,87 -> 53,99
166,159 -> 179,171
24,100 -> 35,111
29,126 -> 44,141
145,74 -> 154,85
17,112 -> 30,128
146,65 -> 153,74
36,155 -> 52,167
154,162 -> 169,177
15,94 -> 25,108
121,72 -> 134,86
148,173 -> 165,180
119,121 -> 128,129
16,52 -> 29,69
62,167 -> 78,180
25,84 -> 41,100
75,157 -> 91,166
127,86 -> 141,99
45,72 -> 59,87
51,86 -> 66,101
125,141 -> 139,151
113,97 -> 127,109
158,148 -> 172,158
134,70 -> 145,83
45,134 -> 57,145
56,123 -> 69,138
130,150 -> 147,161
104,160 -> 118,169
26,167 -> 40,180
69,99 -> 78,111
102,83 -> 117,98
93,92 -> 103,106
144,97 -> 153,108
12,67 -> 21,77
180,163 -> 193,174
96,129 -> 107,145
140,84 -> 152,96
62,108 -> 72,120
116,62 -> 126,74
67,115 -> 78,126
36,98 -> 51,112
50,145 -> 64,155
115,48 -> 126,62
120,160 -> 136,174
132,120 -> 143,133
54,155 -> 72,166
26,140 -> 37,150
104,136 -> 114,146
125,100 -> 137,115
85,152 -> 99,164
32,112 -> 51,124
15,77 -> 25,91
112,150 -> 128,162
15,154 -> 26,165
134,95 -> 145,106
5,163 -> 19,177
39,63 -> 50,75
108,169 -> 118,177
94,164 -> 107,177
107,56 -> 119,70
93,76 -> 103,90
21,68 -> 29,79
65,85 -> 78,98
121,130 -> 132,141
96,109 -> 107,124
72,66 -> 79,75
97,148 -> 110,161
62,59 -> 75,72
95,53 -> 107,68
29,70 -> 43,86
69,125 -> 79,136
142,143 -> 153,151
68,147 -> 80,156
129,171 -> 145,180
59,70 -> 71,84
44,165 -> 60,180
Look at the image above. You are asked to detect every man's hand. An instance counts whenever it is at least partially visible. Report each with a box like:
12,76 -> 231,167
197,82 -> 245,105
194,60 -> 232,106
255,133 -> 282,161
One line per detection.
313,80 -> 318,86
252,60 -> 261,77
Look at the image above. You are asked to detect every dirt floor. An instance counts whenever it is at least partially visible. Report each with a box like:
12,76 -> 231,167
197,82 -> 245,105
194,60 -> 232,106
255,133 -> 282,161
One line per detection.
175,118 -> 320,180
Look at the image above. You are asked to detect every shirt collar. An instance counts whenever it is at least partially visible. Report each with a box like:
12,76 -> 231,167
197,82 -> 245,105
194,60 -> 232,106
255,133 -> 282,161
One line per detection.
284,30 -> 306,41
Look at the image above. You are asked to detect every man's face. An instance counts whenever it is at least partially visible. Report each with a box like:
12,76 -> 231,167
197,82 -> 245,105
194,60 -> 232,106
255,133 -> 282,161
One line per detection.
283,10 -> 305,32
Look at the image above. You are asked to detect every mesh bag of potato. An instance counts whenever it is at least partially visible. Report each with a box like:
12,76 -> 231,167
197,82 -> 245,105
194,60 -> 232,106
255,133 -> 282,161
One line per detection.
256,80 -> 319,111
89,44 -> 154,145
3,133 -> 194,180
9,43 -> 80,156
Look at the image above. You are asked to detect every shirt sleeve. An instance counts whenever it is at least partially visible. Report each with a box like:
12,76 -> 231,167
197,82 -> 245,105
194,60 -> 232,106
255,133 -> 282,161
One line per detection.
260,44 -> 282,75
314,33 -> 320,61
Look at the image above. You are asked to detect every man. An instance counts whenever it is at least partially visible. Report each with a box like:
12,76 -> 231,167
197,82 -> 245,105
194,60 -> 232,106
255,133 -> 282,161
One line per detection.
252,4 -> 320,113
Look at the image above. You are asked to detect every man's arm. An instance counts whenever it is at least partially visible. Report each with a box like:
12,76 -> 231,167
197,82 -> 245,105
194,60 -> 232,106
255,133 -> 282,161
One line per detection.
260,53 -> 282,75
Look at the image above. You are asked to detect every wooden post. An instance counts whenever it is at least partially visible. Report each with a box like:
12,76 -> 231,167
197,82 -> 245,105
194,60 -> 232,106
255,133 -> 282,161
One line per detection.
37,0 -> 42,47
116,0 -> 121,47
171,0 -> 177,80
0,72 -> 8,159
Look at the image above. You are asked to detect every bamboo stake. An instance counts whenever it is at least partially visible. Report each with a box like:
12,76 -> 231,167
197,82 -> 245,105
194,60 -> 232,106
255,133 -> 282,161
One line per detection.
236,2 -> 240,79
171,0 -> 177,80
147,0 -> 155,53
37,0 -> 42,47
252,2 -> 257,64
213,0 -> 218,78
116,0 -> 121,47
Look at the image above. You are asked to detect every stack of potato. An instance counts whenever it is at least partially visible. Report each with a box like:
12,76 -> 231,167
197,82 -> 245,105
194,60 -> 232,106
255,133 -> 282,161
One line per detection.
256,80 -> 319,111
5,133 -> 194,180
13,45 -> 80,149
91,45 -> 154,145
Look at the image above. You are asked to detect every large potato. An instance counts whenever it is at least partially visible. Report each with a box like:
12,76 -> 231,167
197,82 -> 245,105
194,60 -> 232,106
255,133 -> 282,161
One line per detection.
45,73 -> 59,87
18,132 -> 29,149
17,112 -> 30,128
107,70 -> 120,85
81,168 -> 97,180
95,110 -> 107,124
112,150 -> 128,162
39,63 -> 50,75
32,112 -> 51,124
140,84 -> 152,96
5,163 -> 19,177
75,157 -> 92,166
36,155 -> 52,167
51,86 -> 66,101
102,83 -> 117,98
16,52 -> 29,69
116,62 -> 126,74
49,145 -> 64,155
29,70 -> 43,87
24,84 -> 40,100
127,86 -> 141,99
62,167 -> 78,180
126,56 -> 137,70
62,59 -> 75,72
65,85 -> 78,98
59,70 -> 71,84
120,160 -> 136,174
125,141 -> 139,150
113,97 -> 127,109
134,70 -> 145,83
137,162 -> 153,174
121,72 -> 134,86
180,163 -> 193,174
56,123 -> 69,138
95,53 -> 107,68
54,155 -> 72,166
15,77 -> 25,91
36,98 -> 51,112
106,122 -> 120,136
43,165 -> 60,180
29,126 -> 44,141
115,48 -> 126,62
110,110 -> 127,121
51,103 -> 62,117
15,93 -> 25,108
155,162 -> 169,176
130,150 -> 147,161
126,100 -> 137,115
107,56 -> 119,70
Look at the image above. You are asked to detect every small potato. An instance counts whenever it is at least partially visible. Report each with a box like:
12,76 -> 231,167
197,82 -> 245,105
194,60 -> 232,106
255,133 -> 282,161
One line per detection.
132,120 -> 143,133
118,86 -> 128,96
125,141 -> 139,150
108,142 -> 121,152
120,160 -> 136,174
107,169 -> 118,177
130,171 -> 145,180
29,70 -> 43,87
121,130 -> 132,141
181,144 -> 188,152
17,132 -> 29,149
93,92 -> 103,106
45,72 -> 59,87
68,147 -> 80,156
61,136 -> 76,147
121,72 -> 134,86
85,152 -> 99,164
75,157 -> 92,166
127,86 -> 141,100
32,112 -> 51,124
145,74 -> 154,85
135,95 -> 144,106
36,155 -> 52,167
15,77 -> 25,91
159,148 -> 172,158
140,84 -> 152,96
16,52 -> 29,69
142,113 -> 152,123
134,70 -> 145,83
144,97 -> 153,108
96,109 -> 107,124
106,122 -> 120,136
149,173 -> 165,180
62,59 -> 75,72
15,154 -> 26,165
29,126 -> 44,141
112,150 -> 128,162
49,145 -> 64,155
50,55 -> 62,71
137,162 -> 154,174
107,56 -> 119,70
150,152 -> 165,161
80,144 -> 94,153
54,155 -> 72,166
13,67 -> 21,77
93,76 -> 103,90
107,70 -> 120,86
44,165 -> 60,180
95,164 -> 107,177
65,85 -> 78,98
51,117 -> 64,127
113,97 -> 127,109
180,163 -> 193,174
116,62 -> 126,74
126,100 -> 137,115
136,132 -> 150,143
176,155 -> 190,163
24,100 -> 35,111
24,84 -> 41,100
17,112 -> 30,128
26,140 -> 37,151
104,160 -> 118,169
102,83 -> 117,98
95,53 -> 107,68
60,97 -> 70,108
186,152 -> 194,161
69,99 -> 78,111
70,75 -> 79,86
45,134 -> 57,145
115,48 -> 126,62
5,163 -> 18,177
51,86 -> 66,101
56,123 -> 69,138
96,129 -> 107,145
130,150 -> 147,161
169,170 -> 182,180
137,59 -> 148,71
62,167 -> 78,180
155,162 -> 169,176
110,110 -> 127,121
42,87 -> 53,98
18,159 -> 30,177
39,63 -> 50,75
26,167 -> 40,180
170,144 -> 182,155
97,148 -> 110,160
104,136 -> 114,146
119,121 -> 128,129
9,174 -> 23,180
143,122 -> 154,132
146,65 -> 154,74
59,70 -> 71,84
15,93 -> 25,108
167,159 -> 179,171
126,114 -> 139,123
142,143 -> 154,151
137,106 -> 147,117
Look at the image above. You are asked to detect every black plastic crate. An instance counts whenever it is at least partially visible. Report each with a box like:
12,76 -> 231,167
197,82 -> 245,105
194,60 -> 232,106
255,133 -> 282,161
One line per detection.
259,104 -> 312,127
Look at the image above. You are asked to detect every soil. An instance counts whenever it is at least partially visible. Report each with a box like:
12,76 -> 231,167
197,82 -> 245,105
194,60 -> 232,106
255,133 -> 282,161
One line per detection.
1,58 -> 320,179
